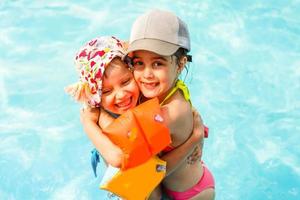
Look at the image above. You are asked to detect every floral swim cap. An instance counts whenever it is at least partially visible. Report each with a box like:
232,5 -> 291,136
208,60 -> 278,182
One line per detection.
65,36 -> 125,107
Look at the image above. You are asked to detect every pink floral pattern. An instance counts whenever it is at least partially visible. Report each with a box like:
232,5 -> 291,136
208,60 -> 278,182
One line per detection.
65,36 -> 125,107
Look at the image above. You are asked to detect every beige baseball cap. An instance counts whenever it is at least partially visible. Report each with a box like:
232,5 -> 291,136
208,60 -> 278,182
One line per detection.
127,9 -> 190,56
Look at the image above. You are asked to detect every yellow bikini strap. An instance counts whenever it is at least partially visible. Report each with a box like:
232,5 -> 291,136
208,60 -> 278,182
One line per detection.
160,80 -> 192,106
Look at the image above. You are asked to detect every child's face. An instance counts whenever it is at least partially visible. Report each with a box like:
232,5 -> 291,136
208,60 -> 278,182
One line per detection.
132,50 -> 179,101
101,58 -> 139,114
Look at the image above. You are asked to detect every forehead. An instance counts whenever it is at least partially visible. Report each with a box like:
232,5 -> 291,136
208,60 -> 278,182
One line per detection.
133,50 -> 168,60
105,59 -> 130,75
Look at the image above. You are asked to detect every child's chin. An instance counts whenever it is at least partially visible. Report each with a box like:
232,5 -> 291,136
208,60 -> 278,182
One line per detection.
140,89 -> 157,98
143,93 -> 157,99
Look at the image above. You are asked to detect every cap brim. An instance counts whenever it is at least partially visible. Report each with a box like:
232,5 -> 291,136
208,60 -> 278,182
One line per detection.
126,39 -> 180,56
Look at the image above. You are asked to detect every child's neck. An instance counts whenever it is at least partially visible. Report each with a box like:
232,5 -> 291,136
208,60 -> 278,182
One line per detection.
139,79 -> 179,104
158,79 -> 179,104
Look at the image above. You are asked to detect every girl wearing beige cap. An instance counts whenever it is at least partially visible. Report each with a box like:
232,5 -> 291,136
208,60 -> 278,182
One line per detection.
127,9 -> 215,200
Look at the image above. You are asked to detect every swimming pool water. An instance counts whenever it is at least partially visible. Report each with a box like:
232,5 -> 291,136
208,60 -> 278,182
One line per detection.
1,0 -> 299,199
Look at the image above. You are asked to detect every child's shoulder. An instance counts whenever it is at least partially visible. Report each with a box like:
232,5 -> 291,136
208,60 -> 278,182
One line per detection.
162,92 -> 193,145
164,91 -> 192,117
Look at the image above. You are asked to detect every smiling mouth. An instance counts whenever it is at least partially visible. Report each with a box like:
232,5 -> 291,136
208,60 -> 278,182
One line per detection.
141,81 -> 158,89
115,97 -> 133,110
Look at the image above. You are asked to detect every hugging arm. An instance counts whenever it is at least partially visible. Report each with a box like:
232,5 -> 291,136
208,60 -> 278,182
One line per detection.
149,109 -> 204,200
80,107 -> 123,168
162,109 -> 204,176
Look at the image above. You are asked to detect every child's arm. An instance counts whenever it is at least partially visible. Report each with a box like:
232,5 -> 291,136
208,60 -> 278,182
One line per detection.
149,110 -> 204,199
161,109 -> 204,176
80,107 -> 123,168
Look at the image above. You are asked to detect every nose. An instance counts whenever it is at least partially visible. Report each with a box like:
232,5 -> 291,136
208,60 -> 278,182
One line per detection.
115,89 -> 126,101
143,66 -> 154,79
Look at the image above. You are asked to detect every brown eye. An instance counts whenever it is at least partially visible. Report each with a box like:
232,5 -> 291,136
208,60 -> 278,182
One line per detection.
153,61 -> 163,68
133,59 -> 144,69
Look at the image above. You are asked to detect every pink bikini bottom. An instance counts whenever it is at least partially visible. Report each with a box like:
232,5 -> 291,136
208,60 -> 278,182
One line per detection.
164,163 -> 215,200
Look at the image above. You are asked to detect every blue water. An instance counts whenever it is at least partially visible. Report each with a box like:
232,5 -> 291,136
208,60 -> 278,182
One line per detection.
0,0 -> 299,199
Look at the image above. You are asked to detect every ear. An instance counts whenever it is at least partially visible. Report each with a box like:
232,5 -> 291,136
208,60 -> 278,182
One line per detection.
177,56 -> 187,73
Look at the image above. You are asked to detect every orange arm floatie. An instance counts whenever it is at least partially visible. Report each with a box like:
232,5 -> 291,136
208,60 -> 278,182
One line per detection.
100,156 -> 166,199
103,98 -> 171,170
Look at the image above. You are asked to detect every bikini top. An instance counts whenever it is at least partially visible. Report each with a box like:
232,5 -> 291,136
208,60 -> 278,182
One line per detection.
160,79 -> 192,106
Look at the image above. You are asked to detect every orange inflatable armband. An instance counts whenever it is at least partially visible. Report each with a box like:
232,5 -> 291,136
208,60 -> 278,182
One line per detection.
100,156 -> 166,200
103,98 -> 171,169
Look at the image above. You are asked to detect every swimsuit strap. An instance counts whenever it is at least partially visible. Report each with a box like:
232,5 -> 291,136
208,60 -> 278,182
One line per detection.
160,80 -> 192,106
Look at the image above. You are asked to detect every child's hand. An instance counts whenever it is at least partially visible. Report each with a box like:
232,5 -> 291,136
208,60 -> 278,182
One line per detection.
190,107 -> 204,145
186,108 -> 204,164
80,106 -> 100,125
187,145 -> 202,164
